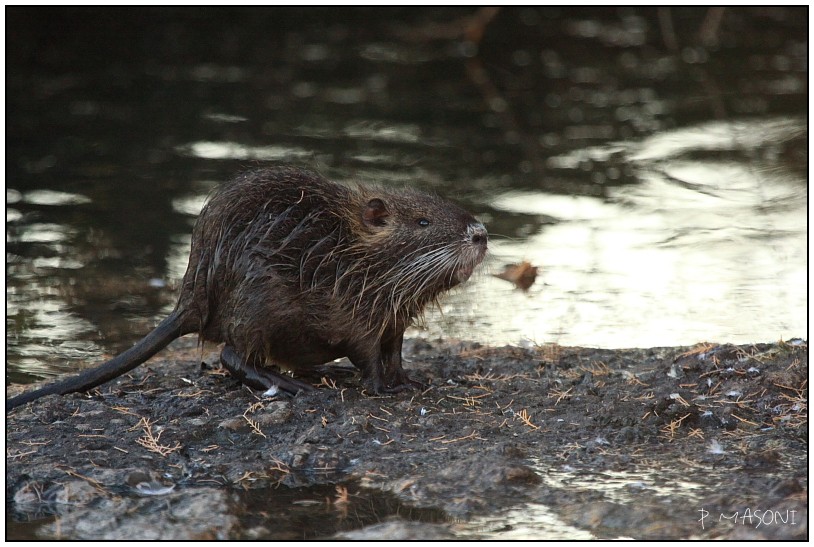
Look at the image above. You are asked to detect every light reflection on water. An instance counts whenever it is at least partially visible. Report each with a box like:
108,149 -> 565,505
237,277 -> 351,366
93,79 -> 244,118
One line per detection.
541,467 -> 708,507
459,465 -> 710,539
415,118 -> 807,348
458,502 -> 597,540
179,141 -> 313,161
7,282 -> 103,378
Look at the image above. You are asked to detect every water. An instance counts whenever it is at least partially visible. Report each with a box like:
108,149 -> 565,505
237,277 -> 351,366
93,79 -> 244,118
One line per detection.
6,8 -> 808,379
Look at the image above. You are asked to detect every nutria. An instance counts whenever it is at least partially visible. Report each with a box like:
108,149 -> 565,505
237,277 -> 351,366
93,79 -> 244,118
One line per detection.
7,166 -> 488,412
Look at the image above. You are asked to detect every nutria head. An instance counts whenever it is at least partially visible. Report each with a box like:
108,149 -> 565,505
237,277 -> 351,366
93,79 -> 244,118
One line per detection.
358,187 -> 486,285
334,185 -> 488,334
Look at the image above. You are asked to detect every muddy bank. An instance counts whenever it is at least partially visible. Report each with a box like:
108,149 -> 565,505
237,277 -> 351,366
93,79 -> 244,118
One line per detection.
6,337 -> 808,540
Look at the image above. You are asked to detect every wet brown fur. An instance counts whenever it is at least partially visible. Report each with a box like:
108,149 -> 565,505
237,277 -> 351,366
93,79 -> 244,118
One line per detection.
180,167 -> 487,387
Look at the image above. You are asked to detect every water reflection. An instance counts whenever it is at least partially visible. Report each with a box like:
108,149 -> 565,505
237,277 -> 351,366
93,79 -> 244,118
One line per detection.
459,465 -> 711,539
413,116 -> 806,348
180,141 -> 312,161
21,190 -> 92,206
459,502 -> 596,540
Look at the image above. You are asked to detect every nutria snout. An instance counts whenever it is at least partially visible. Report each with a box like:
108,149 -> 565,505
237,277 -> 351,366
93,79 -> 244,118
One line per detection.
7,166 -> 487,411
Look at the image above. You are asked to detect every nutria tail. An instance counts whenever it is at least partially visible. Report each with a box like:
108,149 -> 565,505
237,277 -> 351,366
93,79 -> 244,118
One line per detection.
6,313 -> 187,413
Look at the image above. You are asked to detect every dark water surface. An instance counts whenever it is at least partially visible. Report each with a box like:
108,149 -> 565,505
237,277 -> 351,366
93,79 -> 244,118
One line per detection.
4,6 -> 808,539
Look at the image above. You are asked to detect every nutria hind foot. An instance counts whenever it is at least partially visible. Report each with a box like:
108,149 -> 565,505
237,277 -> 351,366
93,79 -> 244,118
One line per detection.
367,371 -> 425,395
220,345 -> 315,396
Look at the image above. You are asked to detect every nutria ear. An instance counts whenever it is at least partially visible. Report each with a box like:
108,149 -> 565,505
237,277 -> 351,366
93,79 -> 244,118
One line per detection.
363,198 -> 389,227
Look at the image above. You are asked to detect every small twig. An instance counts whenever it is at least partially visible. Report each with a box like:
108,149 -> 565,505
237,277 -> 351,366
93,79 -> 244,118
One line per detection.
333,485 -> 350,516
7,450 -> 37,460
135,417 -> 182,456
243,402 -> 267,438
440,430 -> 484,444
550,387 -> 573,405
516,409 -> 540,430
319,376 -> 338,390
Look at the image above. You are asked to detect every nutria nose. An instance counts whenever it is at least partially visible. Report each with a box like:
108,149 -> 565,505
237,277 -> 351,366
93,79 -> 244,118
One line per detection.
468,222 -> 488,247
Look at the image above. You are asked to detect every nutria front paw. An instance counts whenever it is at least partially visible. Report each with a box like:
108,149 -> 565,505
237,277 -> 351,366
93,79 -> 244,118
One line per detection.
367,373 -> 424,395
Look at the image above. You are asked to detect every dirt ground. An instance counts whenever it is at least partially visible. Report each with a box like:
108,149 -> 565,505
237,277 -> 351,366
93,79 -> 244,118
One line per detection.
5,336 -> 808,540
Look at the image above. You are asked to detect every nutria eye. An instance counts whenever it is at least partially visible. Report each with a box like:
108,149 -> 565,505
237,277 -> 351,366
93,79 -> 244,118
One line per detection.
417,218 -> 430,227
